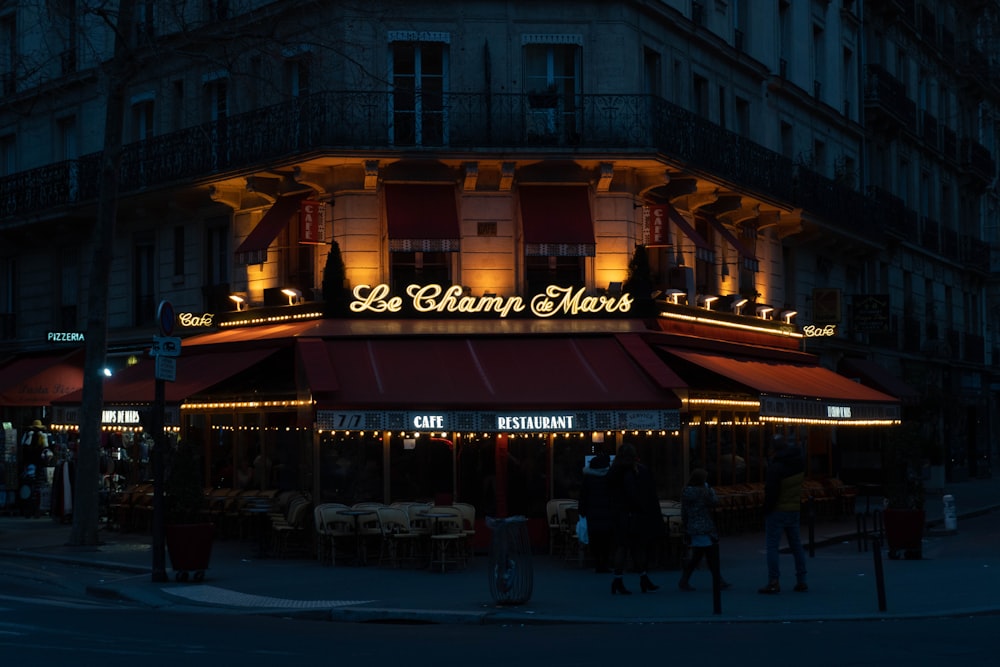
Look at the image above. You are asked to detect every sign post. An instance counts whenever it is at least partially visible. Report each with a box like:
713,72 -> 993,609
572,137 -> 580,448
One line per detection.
150,300 -> 177,583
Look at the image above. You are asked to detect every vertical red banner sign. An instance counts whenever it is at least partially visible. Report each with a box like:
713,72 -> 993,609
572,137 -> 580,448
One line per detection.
646,204 -> 670,247
299,200 -> 325,244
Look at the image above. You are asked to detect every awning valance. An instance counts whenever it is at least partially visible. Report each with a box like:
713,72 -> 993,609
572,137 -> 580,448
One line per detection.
235,192 -> 311,265
0,350 -> 84,407
519,185 -> 595,256
385,183 -> 461,252
662,347 -> 900,422
301,334 -> 680,412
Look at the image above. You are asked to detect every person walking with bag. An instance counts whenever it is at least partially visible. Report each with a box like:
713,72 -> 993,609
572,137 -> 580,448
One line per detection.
678,468 -> 731,591
578,452 -> 614,574
607,443 -> 662,595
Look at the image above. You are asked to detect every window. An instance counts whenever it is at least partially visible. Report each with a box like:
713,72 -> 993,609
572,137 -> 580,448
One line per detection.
812,24 -> 825,99
643,48 -> 661,96
135,1 -> 156,45
694,217 -> 717,296
0,257 -> 14,340
390,251 -> 451,293
204,217 -> 230,311
0,133 -> 14,176
390,40 -> 446,146
780,121 -> 794,159
56,116 -> 77,160
174,226 -> 185,277
171,80 -> 185,129
842,47 -> 854,117
131,98 -> 155,141
285,56 -> 311,98
134,234 -> 156,327
523,41 -> 581,144
206,0 -> 230,21
1,13 -> 16,95
733,0 -> 748,51
59,250 -> 78,330
734,96 -> 749,136
718,85 -> 726,128
203,78 -> 228,122
692,74 -> 709,117
525,256 -> 585,297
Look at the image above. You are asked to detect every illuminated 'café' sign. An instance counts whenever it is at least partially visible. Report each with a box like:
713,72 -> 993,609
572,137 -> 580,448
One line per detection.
351,284 -> 633,318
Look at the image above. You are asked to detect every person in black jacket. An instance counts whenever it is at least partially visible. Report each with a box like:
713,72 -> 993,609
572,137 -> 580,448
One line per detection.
578,452 -> 613,573
607,443 -> 663,595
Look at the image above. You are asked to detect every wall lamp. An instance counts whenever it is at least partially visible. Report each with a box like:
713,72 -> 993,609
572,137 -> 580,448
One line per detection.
730,297 -> 749,315
780,309 -> 798,324
755,305 -> 774,319
281,288 -> 303,306
229,293 -> 247,311
665,288 -> 687,304
697,294 -> 718,309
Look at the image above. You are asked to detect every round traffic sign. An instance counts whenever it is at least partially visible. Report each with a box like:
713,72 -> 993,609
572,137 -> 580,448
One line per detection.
157,300 -> 175,336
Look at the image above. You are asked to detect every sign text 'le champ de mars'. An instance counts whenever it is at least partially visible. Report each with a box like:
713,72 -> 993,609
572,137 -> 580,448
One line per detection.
350,284 -> 633,318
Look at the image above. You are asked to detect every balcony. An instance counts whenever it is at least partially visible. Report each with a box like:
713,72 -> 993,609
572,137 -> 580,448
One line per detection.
960,138 -> 996,184
0,89 -> 982,256
863,64 -> 917,132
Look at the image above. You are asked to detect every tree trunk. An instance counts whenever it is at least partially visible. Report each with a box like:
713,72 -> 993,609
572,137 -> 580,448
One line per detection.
68,0 -> 136,546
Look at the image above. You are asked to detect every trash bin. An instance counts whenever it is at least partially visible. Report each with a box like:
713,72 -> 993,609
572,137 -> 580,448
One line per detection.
486,515 -> 533,605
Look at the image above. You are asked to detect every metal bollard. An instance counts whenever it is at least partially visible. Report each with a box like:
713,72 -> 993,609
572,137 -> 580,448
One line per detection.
872,535 -> 887,612
943,494 -> 957,533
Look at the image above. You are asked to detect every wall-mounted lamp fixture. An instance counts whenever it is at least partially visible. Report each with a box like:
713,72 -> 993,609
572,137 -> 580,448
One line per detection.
755,305 -> 774,319
281,288 -> 303,306
697,294 -> 718,309
665,288 -> 687,304
780,309 -> 798,324
229,294 -> 247,311
730,297 -> 749,315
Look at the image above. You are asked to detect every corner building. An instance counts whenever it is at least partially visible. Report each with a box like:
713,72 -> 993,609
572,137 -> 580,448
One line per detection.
1,1 -> 995,538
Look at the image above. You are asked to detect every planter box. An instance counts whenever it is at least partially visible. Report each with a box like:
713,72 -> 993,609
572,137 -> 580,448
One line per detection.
166,523 -> 215,581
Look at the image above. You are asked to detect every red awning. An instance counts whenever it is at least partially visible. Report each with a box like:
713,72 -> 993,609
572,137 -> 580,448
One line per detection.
302,335 -> 680,410
663,203 -> 714,262
662,347 -> 898,403
55,348 -> 280,404
235,192 -> 311,264
839,358 -> 920,404
519,185 -> 596,255
385,184 -> 460,252
0,350 -> 84,407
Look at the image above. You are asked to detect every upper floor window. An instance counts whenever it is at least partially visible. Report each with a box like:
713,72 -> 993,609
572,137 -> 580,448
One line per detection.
135,1 -> 156,45
56,116 -> 77,160
131,95 -> 155,141
1,13 -> 16,95
389,34 -> 448,146
203,76 -> 228,122
522,36 -> 582,144
0,133 -> 14,176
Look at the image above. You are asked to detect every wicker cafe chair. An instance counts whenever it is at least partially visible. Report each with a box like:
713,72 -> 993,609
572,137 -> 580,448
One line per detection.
376,507 -> 423,568
271,496 -> 311,558
314,503 -> 349,565
450,502 -> 477,559
428,507 -> 465,572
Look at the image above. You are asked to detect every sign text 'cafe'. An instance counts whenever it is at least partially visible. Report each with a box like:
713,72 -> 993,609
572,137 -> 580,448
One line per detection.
351,283 -> 633,318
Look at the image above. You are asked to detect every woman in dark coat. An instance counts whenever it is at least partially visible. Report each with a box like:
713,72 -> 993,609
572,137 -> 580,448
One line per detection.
607,443 -> 663,595
577,452 -> 613,573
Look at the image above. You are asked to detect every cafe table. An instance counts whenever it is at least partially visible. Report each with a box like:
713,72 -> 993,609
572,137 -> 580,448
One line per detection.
338,508 -> 377,565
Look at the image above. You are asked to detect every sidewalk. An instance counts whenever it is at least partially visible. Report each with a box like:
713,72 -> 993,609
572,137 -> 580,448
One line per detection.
2,476 -> 998,625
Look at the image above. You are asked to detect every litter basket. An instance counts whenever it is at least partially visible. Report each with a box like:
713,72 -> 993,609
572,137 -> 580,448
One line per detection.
486,516 -> 533,605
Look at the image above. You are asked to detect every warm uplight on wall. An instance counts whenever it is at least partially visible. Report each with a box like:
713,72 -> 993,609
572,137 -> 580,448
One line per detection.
730,297 -> 748,314
281,288 -> 303,305
229,294 -> 247,311
665,288 -> 686,304
756,305 -> 774,319
697,294 -> 718,309
780,309 -> 798,324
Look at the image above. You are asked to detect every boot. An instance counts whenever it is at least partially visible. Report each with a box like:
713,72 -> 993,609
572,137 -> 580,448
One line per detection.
677,572 -> 695,591
639,573 -> 659,593
757,580 -> 780,594
611,576 -> 632,595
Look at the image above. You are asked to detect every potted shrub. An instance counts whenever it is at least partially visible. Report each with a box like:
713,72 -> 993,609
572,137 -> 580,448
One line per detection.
882,424 -> 926,560
164,439 -> 214,581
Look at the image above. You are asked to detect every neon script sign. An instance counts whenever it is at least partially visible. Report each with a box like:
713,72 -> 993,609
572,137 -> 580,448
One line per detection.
350,284 -> 633,318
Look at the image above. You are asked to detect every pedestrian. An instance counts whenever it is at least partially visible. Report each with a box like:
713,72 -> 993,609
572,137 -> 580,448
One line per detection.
677,468 -> 731,591
758,434 -> 808,594
578,451 -> 614,574
607,443 -> 663,595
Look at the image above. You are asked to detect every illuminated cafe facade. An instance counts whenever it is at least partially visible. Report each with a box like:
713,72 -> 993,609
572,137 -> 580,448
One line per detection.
50,279 -> 899,547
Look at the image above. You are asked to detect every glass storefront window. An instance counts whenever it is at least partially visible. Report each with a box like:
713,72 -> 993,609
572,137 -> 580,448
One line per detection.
319,431 -> 384,505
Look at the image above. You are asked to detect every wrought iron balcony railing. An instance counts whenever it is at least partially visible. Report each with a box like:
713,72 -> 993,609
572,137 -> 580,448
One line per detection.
863,64 -> 917,132
0,89 -> 993,269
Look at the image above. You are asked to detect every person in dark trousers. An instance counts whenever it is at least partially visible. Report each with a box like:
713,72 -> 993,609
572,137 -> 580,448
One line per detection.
678,468 -> 731,591
578,452 -> 614,573
758,435 -> 808,594
607,443 -> 663,595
